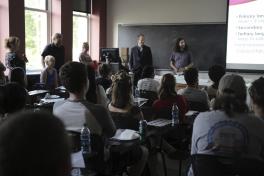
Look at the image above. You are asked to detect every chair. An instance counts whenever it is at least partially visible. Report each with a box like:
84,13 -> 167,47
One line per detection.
165,124 -> 191,176
140,106 -> 155,121
139,90 -> 158,107
67,130 -> 134,176
191,154 -> 264,176
187,101 -> 209,112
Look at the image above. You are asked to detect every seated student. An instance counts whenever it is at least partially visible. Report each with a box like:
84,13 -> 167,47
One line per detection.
53,62 -> 115,136
137,66 -> 160,93
153,73 -> 188,122
206,64 -> 226,100
248,77 -> 264,120
0,111 -> 71,176
96,64 -> 112,91
108,71 -> 148,176
2,82 -> 28,118
0,61 -> 7,85
86,64 -> 108,107
9,67 -> 27,88
40,55 -> 58,90
178,67 -> 210,111
190,74 -> 264,175
108,71 -> 142,130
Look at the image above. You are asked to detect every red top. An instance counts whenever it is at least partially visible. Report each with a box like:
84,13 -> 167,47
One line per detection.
152,95 -> 188,121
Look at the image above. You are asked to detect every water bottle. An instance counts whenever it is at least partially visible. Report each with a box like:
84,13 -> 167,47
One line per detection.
80,123 -> 91,155
171,103 -> 179,126
139,120 -> 147,142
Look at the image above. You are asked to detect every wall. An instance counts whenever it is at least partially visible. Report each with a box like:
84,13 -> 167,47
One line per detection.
107,0 -> 227,47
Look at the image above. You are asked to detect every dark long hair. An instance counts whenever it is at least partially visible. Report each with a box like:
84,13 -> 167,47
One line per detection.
173,37 -> 188,52
111,71 -> 132,109
158,73 -> 177,100
248,77 -> 264,108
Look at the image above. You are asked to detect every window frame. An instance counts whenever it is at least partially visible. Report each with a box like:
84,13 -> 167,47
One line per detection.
72,11 -> 90,62
24,0 -> 51,73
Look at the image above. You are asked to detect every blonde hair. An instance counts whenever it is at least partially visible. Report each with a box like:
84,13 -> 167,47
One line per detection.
44,55 -> 55,67
52,33 -> 62,41
5,36 -> 20,51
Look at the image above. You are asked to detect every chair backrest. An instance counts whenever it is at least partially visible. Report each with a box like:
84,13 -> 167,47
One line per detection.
191,154 -> 264,176
67,131 -> 106,173
139,90 -> 158,107
187,101 -> 209,112
154,106 -> 172,120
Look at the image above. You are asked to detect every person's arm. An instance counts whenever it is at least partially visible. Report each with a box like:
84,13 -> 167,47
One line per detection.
40,69 -> 47,84
92,104 -> 116,138
41,56 -> 45,68
54,69 -> 58,88
148,47 -> 153,66
183,51 -> 193,71
170,60 -> 178,73
129,48 -> 134,71
41,45 -> 49,68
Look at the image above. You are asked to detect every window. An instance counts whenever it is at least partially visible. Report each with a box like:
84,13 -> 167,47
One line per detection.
25,0 -> 49,71
72,11 -> 90,62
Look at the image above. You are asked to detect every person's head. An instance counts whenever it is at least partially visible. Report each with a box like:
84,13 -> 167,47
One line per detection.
184,67 -> 198,87
44,55 -> 55,68
141,66 -> 155,79
10,67 -> 27,88
99,64 -> 111,78
0,111 -> 71,176
214,74 -> 248,116
159,73 -> 177,100
111,71 -> 132,109
3,82 -> 27,114
59,62 -> 88,95
137,34 -> 145,47
82,42 -> 89,53
52,33 -> 63,47
208,65 -> 226,87
248,77 -> 264,118
5,36 -> 20,52
174,37 -> 188,52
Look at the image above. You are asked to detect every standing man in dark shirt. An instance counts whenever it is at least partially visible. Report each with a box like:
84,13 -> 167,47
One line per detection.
129,34 -> 152,87
41,33 -> 65,72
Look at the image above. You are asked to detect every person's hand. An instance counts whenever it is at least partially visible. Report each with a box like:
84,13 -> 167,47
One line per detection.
178,67 -> 185,72
22,53 -> 28,63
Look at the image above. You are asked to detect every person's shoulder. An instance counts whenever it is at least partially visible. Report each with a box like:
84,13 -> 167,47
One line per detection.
194,110 -> 221,124
82,101 -> 106,114
177,88 -> 186,95
53,100 -> 67,111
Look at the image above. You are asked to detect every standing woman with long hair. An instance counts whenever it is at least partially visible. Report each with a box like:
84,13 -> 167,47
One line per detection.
170,37 -> 193,73
5,36 -> 28,72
